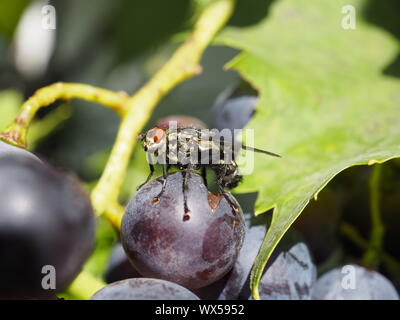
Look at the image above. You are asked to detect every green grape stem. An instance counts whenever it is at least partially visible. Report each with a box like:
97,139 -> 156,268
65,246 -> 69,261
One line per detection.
363,164 -> 385,268
341,222 -> 400,277
0,82 -> 128,148
65,271 -> 106,300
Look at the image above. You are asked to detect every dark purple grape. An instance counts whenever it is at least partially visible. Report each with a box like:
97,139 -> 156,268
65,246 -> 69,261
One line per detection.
196,225 -> 316,300
192,271 -> 231,300
105,243 -> 141,284
193,220 -> 265,300
312,265 -> 399,300
91,278 -> 200,300
0,155 -> 95,299
255,233 -> 317,300
121,172 -> 245,290
211,86 -> 258,152
212,82 -> 258,136
212,95 -> 257,133
0,140 -> 40,162
218,224 -> 266,299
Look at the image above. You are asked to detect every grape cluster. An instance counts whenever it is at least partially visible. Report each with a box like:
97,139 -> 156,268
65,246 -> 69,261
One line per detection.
2,88 -> 399,300
194,223 -> 317,300
93,91 -> 400,300
88,92 -> 399,300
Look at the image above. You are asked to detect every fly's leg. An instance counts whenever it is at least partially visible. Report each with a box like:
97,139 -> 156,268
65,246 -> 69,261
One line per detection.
233,158 -> 239,168
182,166 -> 194,215
153,163 -> 169,201
217,184 -> 239,213
182,170 -> 190,214
216,165 -> 227,188
216,165 -> 239,212
137,163 -> 154,190
201,166 -> 208,188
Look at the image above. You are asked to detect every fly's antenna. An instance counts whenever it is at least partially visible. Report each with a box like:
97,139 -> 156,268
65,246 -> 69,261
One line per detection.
241,145 -> 281,157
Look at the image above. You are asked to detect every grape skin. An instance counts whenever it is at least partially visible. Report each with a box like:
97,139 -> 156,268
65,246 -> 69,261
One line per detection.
312,264 -> 399,300
192,217 -> 264,300
91,278 -> 200,300
196,223 -> 316,300
121,172 -> 246,290
212,95 -> 257,133
255,236 -> 317,300
211,94 -> 258,153
105,243 -> 142,284
217,224 -> 266,300
0,155 -> 95,299
0,140 -> 41,162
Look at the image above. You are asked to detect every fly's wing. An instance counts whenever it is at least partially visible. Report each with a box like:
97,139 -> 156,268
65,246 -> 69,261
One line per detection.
196,130 -> 224,164
197,129 -> 281,162
169,127 -> 212,165
218,139 -> 281,158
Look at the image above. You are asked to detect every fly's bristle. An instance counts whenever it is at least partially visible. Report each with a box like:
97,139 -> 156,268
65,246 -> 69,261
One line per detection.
241,145 -> 281,157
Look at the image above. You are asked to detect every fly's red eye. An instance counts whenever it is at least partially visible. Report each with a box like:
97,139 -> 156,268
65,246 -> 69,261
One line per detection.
148,127 -> 164,144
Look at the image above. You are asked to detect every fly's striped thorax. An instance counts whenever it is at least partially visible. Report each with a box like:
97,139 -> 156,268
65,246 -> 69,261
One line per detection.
165,128 -> 235,167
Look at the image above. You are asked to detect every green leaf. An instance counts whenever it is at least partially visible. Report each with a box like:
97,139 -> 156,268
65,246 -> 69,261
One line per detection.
217,0 -> 400,299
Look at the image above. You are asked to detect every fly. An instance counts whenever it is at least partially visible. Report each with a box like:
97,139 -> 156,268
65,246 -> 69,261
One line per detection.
138,126 -> 280,213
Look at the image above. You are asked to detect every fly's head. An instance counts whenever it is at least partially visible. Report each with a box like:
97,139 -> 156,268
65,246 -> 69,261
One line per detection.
138,127 -> 167,154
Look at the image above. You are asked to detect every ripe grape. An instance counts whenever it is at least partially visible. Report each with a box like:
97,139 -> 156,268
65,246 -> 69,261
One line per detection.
211,85 -> 258,152
105,243 -> 141,284
196,223 -> 316,300
0,140 -> 40,162
193,219 -> 264,300
0,155 -> 95,299
212,83 -> 258,134
91,278 -> 200,300
312,264 -> 399,300
121,172 -> 245,290
193,273 -> 231,300
254,231 -> 317,300
212,96 -> 257,132
218,224 -> 266,299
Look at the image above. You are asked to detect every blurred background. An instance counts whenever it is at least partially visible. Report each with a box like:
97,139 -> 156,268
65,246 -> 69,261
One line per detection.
1,0 -> 400,297
0,0 -> 277,173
